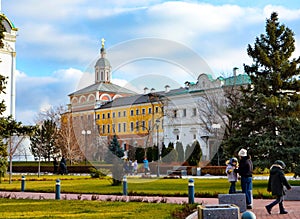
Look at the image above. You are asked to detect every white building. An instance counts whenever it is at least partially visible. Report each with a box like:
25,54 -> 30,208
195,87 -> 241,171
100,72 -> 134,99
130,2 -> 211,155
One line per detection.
162,72 -> 250,162
0,3 -> 18,118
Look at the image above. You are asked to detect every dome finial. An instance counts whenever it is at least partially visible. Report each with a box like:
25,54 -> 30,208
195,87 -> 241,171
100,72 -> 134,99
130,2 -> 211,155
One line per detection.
101,38 -> 105,49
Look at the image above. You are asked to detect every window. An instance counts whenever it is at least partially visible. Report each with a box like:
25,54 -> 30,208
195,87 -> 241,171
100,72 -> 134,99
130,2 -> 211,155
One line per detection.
123,111 -> 126,117
176,135 -> 179,140
148,120 -> 152,130
130,122 -> 134,132
130,110 -> 134,116
102,114 -> 105,119
136,121 -> 139,131
102,125 -> 105,134
118,111 -> 121,117
183,109 -> 187,117
112,112 -> 116,118
193,108 -> 197,116
142,108 -> 146,115
112,124 -> 115,133
123,123 -> 126,132
193,134 -> 196,139
136,109 -> 139,115
173,110 -> 177,118
107,124 -> 110,133
118,123 -> 121,132
148,108 -> 152,114
97,114 -> 100,120
142,121 -> 145,131
107,113 -> 110,118
155,106 -> 159,113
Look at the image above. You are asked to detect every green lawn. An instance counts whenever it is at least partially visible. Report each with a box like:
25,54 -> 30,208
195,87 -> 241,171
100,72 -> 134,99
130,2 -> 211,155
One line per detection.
0,199 -> 183,219
1,174 -> 299,198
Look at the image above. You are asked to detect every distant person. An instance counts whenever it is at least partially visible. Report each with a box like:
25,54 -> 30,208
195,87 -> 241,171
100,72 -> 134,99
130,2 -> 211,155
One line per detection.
235,148 -> 253,209
53,157 -> 58,174
143,157 -> 149,174
133,160 -> 138,175
226,157 -> 238,194
265,160 -> 291,215
128,159 -> 133,175
60,156 -> 67,174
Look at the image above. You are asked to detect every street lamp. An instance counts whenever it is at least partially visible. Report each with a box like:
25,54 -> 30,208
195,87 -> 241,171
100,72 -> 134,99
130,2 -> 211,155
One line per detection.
156,119 -> 160,177
82,130 -> 91,165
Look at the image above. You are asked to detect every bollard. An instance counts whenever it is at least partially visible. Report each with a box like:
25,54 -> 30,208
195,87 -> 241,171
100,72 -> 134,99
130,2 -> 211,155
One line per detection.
123,175 -> 127,196
55,179 -> 60,200
21,175 -> 25,192
188,178 -> 194,204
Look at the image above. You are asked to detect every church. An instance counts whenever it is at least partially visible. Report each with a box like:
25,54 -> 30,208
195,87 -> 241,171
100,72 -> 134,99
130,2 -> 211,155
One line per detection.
66,39 -> 251,163
0,3 -> 17,118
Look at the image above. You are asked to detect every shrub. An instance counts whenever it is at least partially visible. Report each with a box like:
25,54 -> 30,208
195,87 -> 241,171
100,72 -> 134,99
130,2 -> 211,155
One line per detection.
89,167 -> 110,179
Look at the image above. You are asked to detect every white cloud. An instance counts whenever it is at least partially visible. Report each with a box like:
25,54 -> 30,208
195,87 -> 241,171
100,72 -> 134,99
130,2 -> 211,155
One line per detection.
7,0 -> 300,125
16,68 -> 83,124
263,5 -> 300,20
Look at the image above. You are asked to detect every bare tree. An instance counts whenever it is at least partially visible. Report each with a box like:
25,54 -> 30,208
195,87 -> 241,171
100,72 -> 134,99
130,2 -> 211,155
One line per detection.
58,112 -> 84,165
7,135 -> 29,183
34,105 -> 66,127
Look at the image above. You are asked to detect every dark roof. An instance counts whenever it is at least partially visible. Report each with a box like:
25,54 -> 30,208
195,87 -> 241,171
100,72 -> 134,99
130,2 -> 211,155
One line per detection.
69,82 -> 136,96
99,94 -> 153,109
98,88 -> 188,109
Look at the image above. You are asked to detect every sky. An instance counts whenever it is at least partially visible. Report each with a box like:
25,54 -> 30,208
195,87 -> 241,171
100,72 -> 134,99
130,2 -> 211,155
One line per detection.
2,0 -> 300,125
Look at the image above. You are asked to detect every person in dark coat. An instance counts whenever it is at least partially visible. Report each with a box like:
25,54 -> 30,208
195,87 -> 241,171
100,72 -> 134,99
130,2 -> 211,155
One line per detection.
60,156 -> 67,174
265,160 -> 291,215
235,148 -> 253,209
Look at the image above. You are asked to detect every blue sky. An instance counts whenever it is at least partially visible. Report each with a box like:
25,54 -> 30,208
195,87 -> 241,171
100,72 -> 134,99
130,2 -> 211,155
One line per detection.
2,0 -> 300,124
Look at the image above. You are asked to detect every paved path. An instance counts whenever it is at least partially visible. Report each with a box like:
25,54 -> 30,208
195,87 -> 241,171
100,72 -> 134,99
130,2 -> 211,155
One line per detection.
0,191 -> 299,218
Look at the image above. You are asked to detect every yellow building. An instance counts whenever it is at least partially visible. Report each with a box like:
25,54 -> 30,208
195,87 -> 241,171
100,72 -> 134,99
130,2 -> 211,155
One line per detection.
95,93 -> 163,149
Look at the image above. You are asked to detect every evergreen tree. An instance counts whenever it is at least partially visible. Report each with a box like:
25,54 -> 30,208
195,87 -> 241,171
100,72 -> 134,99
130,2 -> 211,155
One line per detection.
225,12 -> 300,169
185,144 -> 191,161
187,140 -> 202,166
30,120 -> 58,161
105,135 -> 124,163
161,143 -> 178,163
175,141 -> 184,163
105,135 -> 124,186
135,147 -> 145,163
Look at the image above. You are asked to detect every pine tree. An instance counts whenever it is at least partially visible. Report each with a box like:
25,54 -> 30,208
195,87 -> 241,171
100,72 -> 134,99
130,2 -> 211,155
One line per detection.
226,12 -> 300,169
187,140 -> 202,166
105,135 -> 124,186
175,141 -> 184,163
105,135 -> 124,163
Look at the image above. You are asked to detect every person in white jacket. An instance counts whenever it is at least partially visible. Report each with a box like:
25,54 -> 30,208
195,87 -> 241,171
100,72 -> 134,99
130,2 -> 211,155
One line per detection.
226,157 -> 238,194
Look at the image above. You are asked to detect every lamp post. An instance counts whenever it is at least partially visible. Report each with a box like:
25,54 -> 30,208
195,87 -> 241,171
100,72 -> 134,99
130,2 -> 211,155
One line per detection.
156,119 -> 160,177
81,130 -> 91,165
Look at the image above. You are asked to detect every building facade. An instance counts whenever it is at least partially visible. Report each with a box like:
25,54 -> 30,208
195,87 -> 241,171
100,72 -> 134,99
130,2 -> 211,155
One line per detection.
66,40 -> 250,163
0,6 -> 18,118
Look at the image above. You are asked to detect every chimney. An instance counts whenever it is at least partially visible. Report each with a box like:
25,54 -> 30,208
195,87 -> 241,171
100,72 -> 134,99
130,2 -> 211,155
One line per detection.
233,67 -> 239,77
165,85 -> 170,93
143,87 -> 149,94
150,88 -> 155,93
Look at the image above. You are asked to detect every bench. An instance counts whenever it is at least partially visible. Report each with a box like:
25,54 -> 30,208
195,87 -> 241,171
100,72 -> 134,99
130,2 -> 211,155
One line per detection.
167,166 -> 187,177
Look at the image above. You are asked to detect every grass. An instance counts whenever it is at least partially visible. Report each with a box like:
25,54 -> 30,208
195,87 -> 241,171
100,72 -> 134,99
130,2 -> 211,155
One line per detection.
0,199 -> 183,219
1,174 -> 299,198
1,174 -> 299,218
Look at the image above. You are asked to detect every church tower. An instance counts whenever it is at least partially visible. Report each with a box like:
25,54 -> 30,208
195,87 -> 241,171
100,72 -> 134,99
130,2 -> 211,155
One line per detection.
94,38 -> 111,83
0,2 -> 18,118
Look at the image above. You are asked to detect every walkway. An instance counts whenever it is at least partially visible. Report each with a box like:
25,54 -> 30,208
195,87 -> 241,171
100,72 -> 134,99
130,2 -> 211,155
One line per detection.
0,191 -> 299,218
